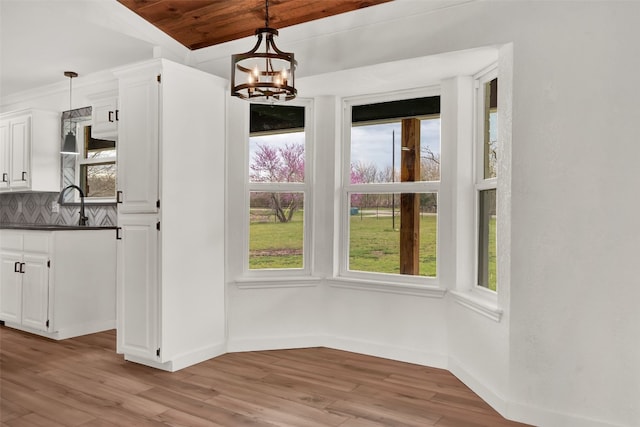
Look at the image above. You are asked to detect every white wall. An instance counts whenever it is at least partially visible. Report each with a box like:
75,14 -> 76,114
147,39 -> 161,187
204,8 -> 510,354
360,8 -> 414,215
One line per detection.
225,2 -> 640,427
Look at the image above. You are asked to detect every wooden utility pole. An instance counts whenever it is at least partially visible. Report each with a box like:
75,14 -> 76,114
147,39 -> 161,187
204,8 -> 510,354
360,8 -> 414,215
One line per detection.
400,118 -> 420,275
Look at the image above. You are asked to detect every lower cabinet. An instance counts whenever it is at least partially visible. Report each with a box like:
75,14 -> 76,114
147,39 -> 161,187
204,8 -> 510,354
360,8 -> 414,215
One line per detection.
0,229 -> 116,339
116,214 -> 158,361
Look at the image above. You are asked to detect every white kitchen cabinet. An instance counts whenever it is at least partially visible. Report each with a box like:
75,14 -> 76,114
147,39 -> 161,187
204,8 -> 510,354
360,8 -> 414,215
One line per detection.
90,92 -> 119,139
116,214 -> 158,360
0,231 -> 50,331
0,109 -> 60,192
0,229 -> 116,339
116,73 -> 158,214
114,59 -> 226,371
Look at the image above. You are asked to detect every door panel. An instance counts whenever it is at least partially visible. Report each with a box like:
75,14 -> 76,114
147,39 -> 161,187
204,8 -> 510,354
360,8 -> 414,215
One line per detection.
0,252 -> 22,323
117,214 -> 159,359
21,253 -> 49,331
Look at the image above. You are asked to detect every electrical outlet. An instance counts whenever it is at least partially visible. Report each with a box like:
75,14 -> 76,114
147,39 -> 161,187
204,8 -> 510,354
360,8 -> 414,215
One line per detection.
51,201 -> 60,213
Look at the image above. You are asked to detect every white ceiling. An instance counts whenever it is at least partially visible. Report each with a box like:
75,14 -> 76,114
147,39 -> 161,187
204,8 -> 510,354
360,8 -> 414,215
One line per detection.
0,0 -> 493,102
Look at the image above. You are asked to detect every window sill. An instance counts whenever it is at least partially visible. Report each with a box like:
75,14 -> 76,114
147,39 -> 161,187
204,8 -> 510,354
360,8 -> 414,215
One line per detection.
449,290 -> 503,322
233,276 -> 322,289
328,277 -> 446,298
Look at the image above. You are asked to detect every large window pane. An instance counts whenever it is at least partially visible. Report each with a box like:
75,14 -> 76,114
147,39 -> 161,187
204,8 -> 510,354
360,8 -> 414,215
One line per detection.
348,192 -> 437,277
478,189 -> 497,290
249,103 -> 305,184
249,192 -> 304,269
350,118 -> 440,184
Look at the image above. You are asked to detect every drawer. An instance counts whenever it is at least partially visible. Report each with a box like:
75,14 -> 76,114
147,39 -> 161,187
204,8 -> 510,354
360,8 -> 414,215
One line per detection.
0,231 -> 23,251
22,231 -> 50,253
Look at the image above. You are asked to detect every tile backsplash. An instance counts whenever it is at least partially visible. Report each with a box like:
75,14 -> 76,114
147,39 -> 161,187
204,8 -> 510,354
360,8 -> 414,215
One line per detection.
0,192 -> 117,227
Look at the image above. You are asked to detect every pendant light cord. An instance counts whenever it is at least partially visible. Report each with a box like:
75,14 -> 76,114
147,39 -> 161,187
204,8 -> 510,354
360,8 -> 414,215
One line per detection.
265,0 -> 269,28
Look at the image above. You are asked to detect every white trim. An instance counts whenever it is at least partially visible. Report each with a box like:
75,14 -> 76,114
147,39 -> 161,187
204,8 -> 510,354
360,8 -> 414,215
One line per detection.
233,276 -> 322,289
449,290 -> 502,322
244,98 -> 314,277
227,334 -> 326,353
448,356 -> 508,416
339,87 -> 443,284
326,335 -> 448,369
327,277 -> 446,298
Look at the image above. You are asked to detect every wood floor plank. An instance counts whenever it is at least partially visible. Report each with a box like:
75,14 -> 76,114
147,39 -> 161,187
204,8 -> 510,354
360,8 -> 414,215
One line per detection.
0,327 -> 531,427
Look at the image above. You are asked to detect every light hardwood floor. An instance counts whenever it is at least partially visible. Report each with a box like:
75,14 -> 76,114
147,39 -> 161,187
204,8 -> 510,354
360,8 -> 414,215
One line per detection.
0,327 -> 531,426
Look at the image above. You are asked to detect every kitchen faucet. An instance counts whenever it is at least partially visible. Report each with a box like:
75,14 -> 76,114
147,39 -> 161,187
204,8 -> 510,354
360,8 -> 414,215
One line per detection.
58,185 -> 88,226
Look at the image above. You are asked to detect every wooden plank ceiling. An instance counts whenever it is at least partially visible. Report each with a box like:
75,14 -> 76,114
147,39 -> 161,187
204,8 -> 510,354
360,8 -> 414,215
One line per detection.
117,0 -> 392,50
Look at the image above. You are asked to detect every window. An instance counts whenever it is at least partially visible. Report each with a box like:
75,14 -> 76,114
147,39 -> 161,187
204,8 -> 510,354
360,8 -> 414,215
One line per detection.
248,102 -> 310,271
60,106 -> 116,202
477,74 -> 498,291
344,93 -> 441,279
79,125 -> 116,198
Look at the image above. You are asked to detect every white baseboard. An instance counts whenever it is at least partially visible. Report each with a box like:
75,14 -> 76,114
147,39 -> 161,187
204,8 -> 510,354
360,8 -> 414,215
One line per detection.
55,320 -> 116,340
2,319 -> 115,340
124,341 -> 227,372
326,335 -> 449,369
448,357 -> 627,427
227,334 -> 326,353
505,400 -> 628,427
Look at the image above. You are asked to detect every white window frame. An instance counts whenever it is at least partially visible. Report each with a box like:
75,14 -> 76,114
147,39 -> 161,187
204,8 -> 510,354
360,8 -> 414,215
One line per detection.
339,87 -> 443,287
473,67 -> 498,297
243,98 -> 314,278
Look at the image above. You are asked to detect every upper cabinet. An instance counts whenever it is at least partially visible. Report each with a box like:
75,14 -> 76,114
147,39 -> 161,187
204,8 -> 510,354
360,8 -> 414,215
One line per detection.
89,91 -> 119,139
0,109 -> 60,192
115,72 -> 159,214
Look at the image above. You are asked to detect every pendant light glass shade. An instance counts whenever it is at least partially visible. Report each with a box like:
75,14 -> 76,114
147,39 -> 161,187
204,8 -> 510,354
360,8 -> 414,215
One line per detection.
231,0 -> 296,101
61,71 -> 79,155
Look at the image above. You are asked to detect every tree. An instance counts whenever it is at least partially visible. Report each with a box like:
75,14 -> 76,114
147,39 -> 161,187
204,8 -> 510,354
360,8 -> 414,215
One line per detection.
250,143 -> 304,223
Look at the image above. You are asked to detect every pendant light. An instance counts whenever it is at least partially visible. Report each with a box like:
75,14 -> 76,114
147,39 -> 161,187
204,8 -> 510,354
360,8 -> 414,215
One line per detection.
231,0 -> 296,101
61,71 -> 79,155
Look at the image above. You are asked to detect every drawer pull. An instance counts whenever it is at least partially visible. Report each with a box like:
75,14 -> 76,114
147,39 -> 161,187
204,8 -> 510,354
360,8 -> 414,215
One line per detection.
14,261 -> 20,273
116,190 -> 123,203
108,111 -> 114,122
21,171 -> 27,181
2,172 -> 7,182
19,263 -> 25,274
116,227 -> 122,240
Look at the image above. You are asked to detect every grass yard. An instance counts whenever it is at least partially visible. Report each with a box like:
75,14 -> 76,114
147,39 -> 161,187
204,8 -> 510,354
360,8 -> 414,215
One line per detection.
249,209 -> 496,290
348,212 -> 437,277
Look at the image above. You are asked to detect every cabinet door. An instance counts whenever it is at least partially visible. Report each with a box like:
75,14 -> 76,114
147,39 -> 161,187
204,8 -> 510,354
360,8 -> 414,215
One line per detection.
9,116 -> 30,189
21,253 -> 49,331
117,75 -> 159,214
0,121 -> 9,189
117,215 -> 159,360
0,251 -> 22,323
92,97 -> 118,139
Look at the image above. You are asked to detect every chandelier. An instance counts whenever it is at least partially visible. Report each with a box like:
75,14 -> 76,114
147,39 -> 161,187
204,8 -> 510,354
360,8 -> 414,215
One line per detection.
231,0 -> 296,101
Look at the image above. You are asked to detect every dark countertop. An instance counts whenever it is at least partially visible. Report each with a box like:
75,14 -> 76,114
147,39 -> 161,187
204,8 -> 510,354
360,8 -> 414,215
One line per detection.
0,223 -> 117,231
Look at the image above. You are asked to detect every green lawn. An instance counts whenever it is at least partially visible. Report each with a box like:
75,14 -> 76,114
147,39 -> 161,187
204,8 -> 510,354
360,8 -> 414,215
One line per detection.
348,213 -> 437,276
249,209 -> 496,290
